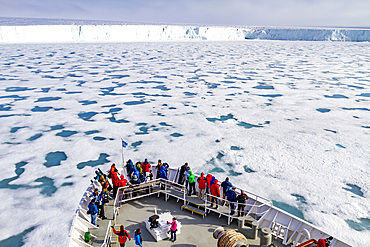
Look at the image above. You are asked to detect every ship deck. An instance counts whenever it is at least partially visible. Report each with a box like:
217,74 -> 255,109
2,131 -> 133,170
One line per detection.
69,168 -> 351,247
88,183 -> 286,247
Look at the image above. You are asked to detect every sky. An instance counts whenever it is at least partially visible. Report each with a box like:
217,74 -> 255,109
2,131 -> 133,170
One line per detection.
0,0 -> 369,27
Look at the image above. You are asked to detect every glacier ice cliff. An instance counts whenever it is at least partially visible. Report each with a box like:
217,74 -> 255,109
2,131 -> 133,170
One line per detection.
0,24 -> 369,43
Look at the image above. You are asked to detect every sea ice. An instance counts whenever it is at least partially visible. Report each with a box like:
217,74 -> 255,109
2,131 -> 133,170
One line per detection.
0,40 -> 369,246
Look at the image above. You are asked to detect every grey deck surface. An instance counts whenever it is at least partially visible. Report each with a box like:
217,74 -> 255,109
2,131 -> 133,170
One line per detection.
115,194 -> 236,247
89,192 -> 286,247
89,196 -> 116,246
86,177 -> 286,247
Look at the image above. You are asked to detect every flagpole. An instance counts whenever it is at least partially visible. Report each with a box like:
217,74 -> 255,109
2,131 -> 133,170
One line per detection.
121,138 -> 125,167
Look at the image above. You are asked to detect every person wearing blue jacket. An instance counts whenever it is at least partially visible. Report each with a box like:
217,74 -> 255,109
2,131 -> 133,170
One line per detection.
221,177 -> 233,206
98,191 -> 107,220
88,201 -> 99,226
134,228 -> 143,247
126,159 -> 134,178
89,188 -> 100,203
159,165 -> 168,180
130,174 -> 140,185
132,167 -> 141,183
226,186 -> 237,215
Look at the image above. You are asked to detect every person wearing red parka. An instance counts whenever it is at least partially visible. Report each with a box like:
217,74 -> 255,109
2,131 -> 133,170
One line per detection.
206,173 -> 212,197
111,225 -> 131,247
197,173 -> 206,200
111,167 -> 120,198
210,179 -> 220,209
118,175 -> 127,187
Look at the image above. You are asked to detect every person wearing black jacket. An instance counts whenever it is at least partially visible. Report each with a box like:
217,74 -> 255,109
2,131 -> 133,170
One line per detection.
236,190 -> 248,217
178,162 -> 188,185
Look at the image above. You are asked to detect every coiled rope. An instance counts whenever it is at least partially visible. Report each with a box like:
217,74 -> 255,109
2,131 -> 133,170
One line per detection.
218,230 -> 248,247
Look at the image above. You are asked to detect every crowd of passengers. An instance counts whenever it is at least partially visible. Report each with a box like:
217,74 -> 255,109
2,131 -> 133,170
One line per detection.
177,162 -> 249,217
87,159 -> 250,226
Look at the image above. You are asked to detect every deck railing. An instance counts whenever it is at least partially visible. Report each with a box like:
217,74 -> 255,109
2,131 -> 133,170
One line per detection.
204,192 -> 272,224
100,220 -> 112,247
102,176 -> 272,246
70,164 -> 350,247
102,178 -> 186,247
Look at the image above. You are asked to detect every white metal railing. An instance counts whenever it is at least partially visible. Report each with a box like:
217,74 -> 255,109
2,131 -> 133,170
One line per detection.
103,176 -> 271,244
70,164 -> 351,247
101,178 -> 185,246
68,180 -> 101,247
100,220 -> 112,247
70,165 -> 273,247
204,192 -> 271,225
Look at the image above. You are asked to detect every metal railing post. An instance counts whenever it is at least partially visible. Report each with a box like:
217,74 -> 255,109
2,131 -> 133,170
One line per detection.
228,200 -> 231,225
183,183 -> 186,206
204,193 -> 207,215
165,181 -> 168,201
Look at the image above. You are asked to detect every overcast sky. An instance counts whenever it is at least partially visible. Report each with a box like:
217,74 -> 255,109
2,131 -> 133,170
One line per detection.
0,0 -> 369,27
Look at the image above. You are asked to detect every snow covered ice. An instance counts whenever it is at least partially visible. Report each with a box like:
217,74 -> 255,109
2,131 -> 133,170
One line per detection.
1,23 -> 370,43
0,39 -> 369,246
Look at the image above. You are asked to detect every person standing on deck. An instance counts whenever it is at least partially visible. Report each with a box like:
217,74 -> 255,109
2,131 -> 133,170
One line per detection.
130,174 -> 140,184
131,166 -> 141,183
221,177 -> 233,206
141,158 -> 152,181
98,191 -> 107,220
111,166 -> 120,199
134,228 -> 143,247
188,171 -> 196,196
156,160 -> 162,179
100,176 -> 110,195
184,166 -> 191,192
135,162 -> 143,181
167,217 -> 178,242
197,172 -> 206,199
126,159 -> 134,178
236,190 -> 248,217
159,164 -> 168,180
89,188 -> 99,203
118,175 -> 127,187
88,201 -> 99,226
206,174 -> 212,198
111,225 -> 131,247
210,179 -> 220,209
226,186 -> 237,215
210,176 -> 216,187
178,162 -> 188,185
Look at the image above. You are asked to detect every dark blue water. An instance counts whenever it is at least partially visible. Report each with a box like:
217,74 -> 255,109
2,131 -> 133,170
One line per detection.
44,151 -> 67,167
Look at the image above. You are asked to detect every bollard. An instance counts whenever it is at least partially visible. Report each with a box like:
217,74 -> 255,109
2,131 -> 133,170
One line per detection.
213,226 -> 226,240
251,221 -> 258,240
260,228 -> 272,246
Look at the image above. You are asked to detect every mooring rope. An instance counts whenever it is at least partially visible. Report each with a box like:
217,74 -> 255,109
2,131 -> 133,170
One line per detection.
218,230 -> 248,247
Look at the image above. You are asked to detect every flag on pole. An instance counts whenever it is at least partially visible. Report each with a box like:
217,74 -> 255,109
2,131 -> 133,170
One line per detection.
122,139 -> 128,148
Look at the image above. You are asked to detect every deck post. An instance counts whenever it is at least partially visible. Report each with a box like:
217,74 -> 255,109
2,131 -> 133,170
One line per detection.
165,182 -> 168,201
205,193 -> 208,216
228,202 -> 231,225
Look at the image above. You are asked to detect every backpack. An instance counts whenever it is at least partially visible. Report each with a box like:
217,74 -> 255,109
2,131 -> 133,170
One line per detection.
149,214 -> 159,229
84,232 -> 91,242
237,194 -> 247,203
